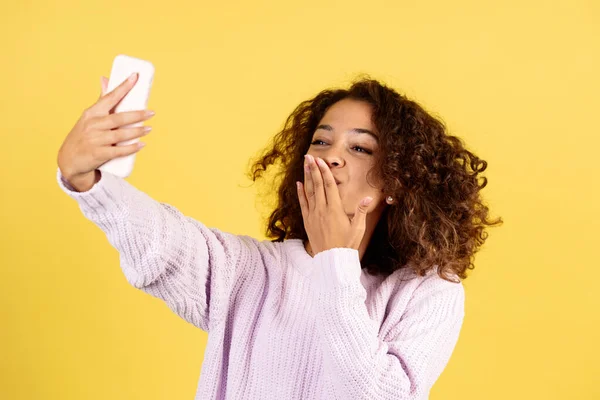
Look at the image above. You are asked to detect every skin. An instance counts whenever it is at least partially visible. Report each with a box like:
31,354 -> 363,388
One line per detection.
297,98 -> 391,261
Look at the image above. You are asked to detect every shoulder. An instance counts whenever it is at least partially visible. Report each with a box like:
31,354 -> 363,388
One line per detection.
391,262 -> 464,297
380,264 -> 465,321
413,267 -> 464,303
372,265 -> 465,347
218,233 -> 290,273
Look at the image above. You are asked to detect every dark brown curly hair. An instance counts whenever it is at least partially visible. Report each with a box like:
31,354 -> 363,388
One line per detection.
247,75 -> 503,282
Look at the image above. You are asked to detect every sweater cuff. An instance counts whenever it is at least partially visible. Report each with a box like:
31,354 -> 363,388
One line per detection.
56,166 -> 127,215
310,247 -> 362,292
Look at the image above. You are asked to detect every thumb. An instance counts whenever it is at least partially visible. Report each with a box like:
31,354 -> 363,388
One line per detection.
350,197 -> 372,247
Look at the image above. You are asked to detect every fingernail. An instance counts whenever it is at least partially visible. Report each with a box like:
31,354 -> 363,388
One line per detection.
362,197 -> 373,206
145,110 -> 155,117
128,72 -> 138,81
143,126 -> 152,133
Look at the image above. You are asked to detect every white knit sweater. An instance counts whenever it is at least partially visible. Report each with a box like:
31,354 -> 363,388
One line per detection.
57,166 -> 465,399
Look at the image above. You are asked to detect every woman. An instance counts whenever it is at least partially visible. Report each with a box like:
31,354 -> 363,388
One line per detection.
56,73 -> 502,399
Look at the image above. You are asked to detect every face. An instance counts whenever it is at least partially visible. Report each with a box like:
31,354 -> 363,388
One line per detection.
306,98 -> 388,220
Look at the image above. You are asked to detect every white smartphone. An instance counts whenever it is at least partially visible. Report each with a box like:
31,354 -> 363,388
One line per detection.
98,54 -> 155,178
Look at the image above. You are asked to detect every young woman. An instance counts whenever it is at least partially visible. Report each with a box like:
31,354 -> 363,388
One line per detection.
56,73 -> 502,399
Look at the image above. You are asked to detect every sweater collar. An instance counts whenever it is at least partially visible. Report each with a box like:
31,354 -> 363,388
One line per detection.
283,239 -> 316,277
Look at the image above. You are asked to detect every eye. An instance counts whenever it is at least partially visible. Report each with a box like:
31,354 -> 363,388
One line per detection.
352,146 -> 373,155
310,140 -> 373,155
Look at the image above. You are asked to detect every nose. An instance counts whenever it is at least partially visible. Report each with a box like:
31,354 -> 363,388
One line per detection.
322,146 -> 345,168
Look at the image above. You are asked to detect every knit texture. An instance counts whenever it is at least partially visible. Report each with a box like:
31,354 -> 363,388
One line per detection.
56,167 -> 465,400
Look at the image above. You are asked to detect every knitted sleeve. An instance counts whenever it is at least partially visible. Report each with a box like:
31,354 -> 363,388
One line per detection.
310,248 -> 465,400
56,167 -> 256,332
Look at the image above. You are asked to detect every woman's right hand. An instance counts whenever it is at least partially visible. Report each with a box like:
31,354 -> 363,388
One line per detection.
57,72 -> 155,191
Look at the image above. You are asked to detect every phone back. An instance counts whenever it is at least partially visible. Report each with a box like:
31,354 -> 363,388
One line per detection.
99,54 -> 155,178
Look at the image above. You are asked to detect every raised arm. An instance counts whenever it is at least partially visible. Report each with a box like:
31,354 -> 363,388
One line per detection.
57,166 -> 258,332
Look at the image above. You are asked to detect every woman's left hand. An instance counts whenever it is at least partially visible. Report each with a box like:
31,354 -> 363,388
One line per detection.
297,154 -> 374,256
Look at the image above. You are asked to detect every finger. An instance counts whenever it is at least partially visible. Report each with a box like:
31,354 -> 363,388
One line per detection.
98,77 -> 105,100
350,197 -> 373,248
96,141 -> 146,163
97,76 -> 109,101
90,109 -> 155,131
96,125 -> 152,146
296,181 -> 309,220
101,76 -> 108,96
94,72 -> 138,114
315,157 -> 342,208
304,155 -> 315,210
308,155 -> 326,207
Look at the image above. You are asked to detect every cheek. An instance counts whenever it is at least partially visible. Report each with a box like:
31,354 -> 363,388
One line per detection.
346,173 -> 384,199
348,172 -> 371,191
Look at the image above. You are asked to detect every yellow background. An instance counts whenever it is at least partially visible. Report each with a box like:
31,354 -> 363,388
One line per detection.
1,0 -> 598,398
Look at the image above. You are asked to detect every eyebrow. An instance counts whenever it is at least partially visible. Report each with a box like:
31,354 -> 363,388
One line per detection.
315,124 -> 379,142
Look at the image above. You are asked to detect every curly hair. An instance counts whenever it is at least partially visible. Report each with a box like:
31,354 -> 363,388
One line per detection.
247,75 -> 503,282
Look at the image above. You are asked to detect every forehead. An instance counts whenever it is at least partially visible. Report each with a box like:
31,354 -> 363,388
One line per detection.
320,99 -> 375,130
